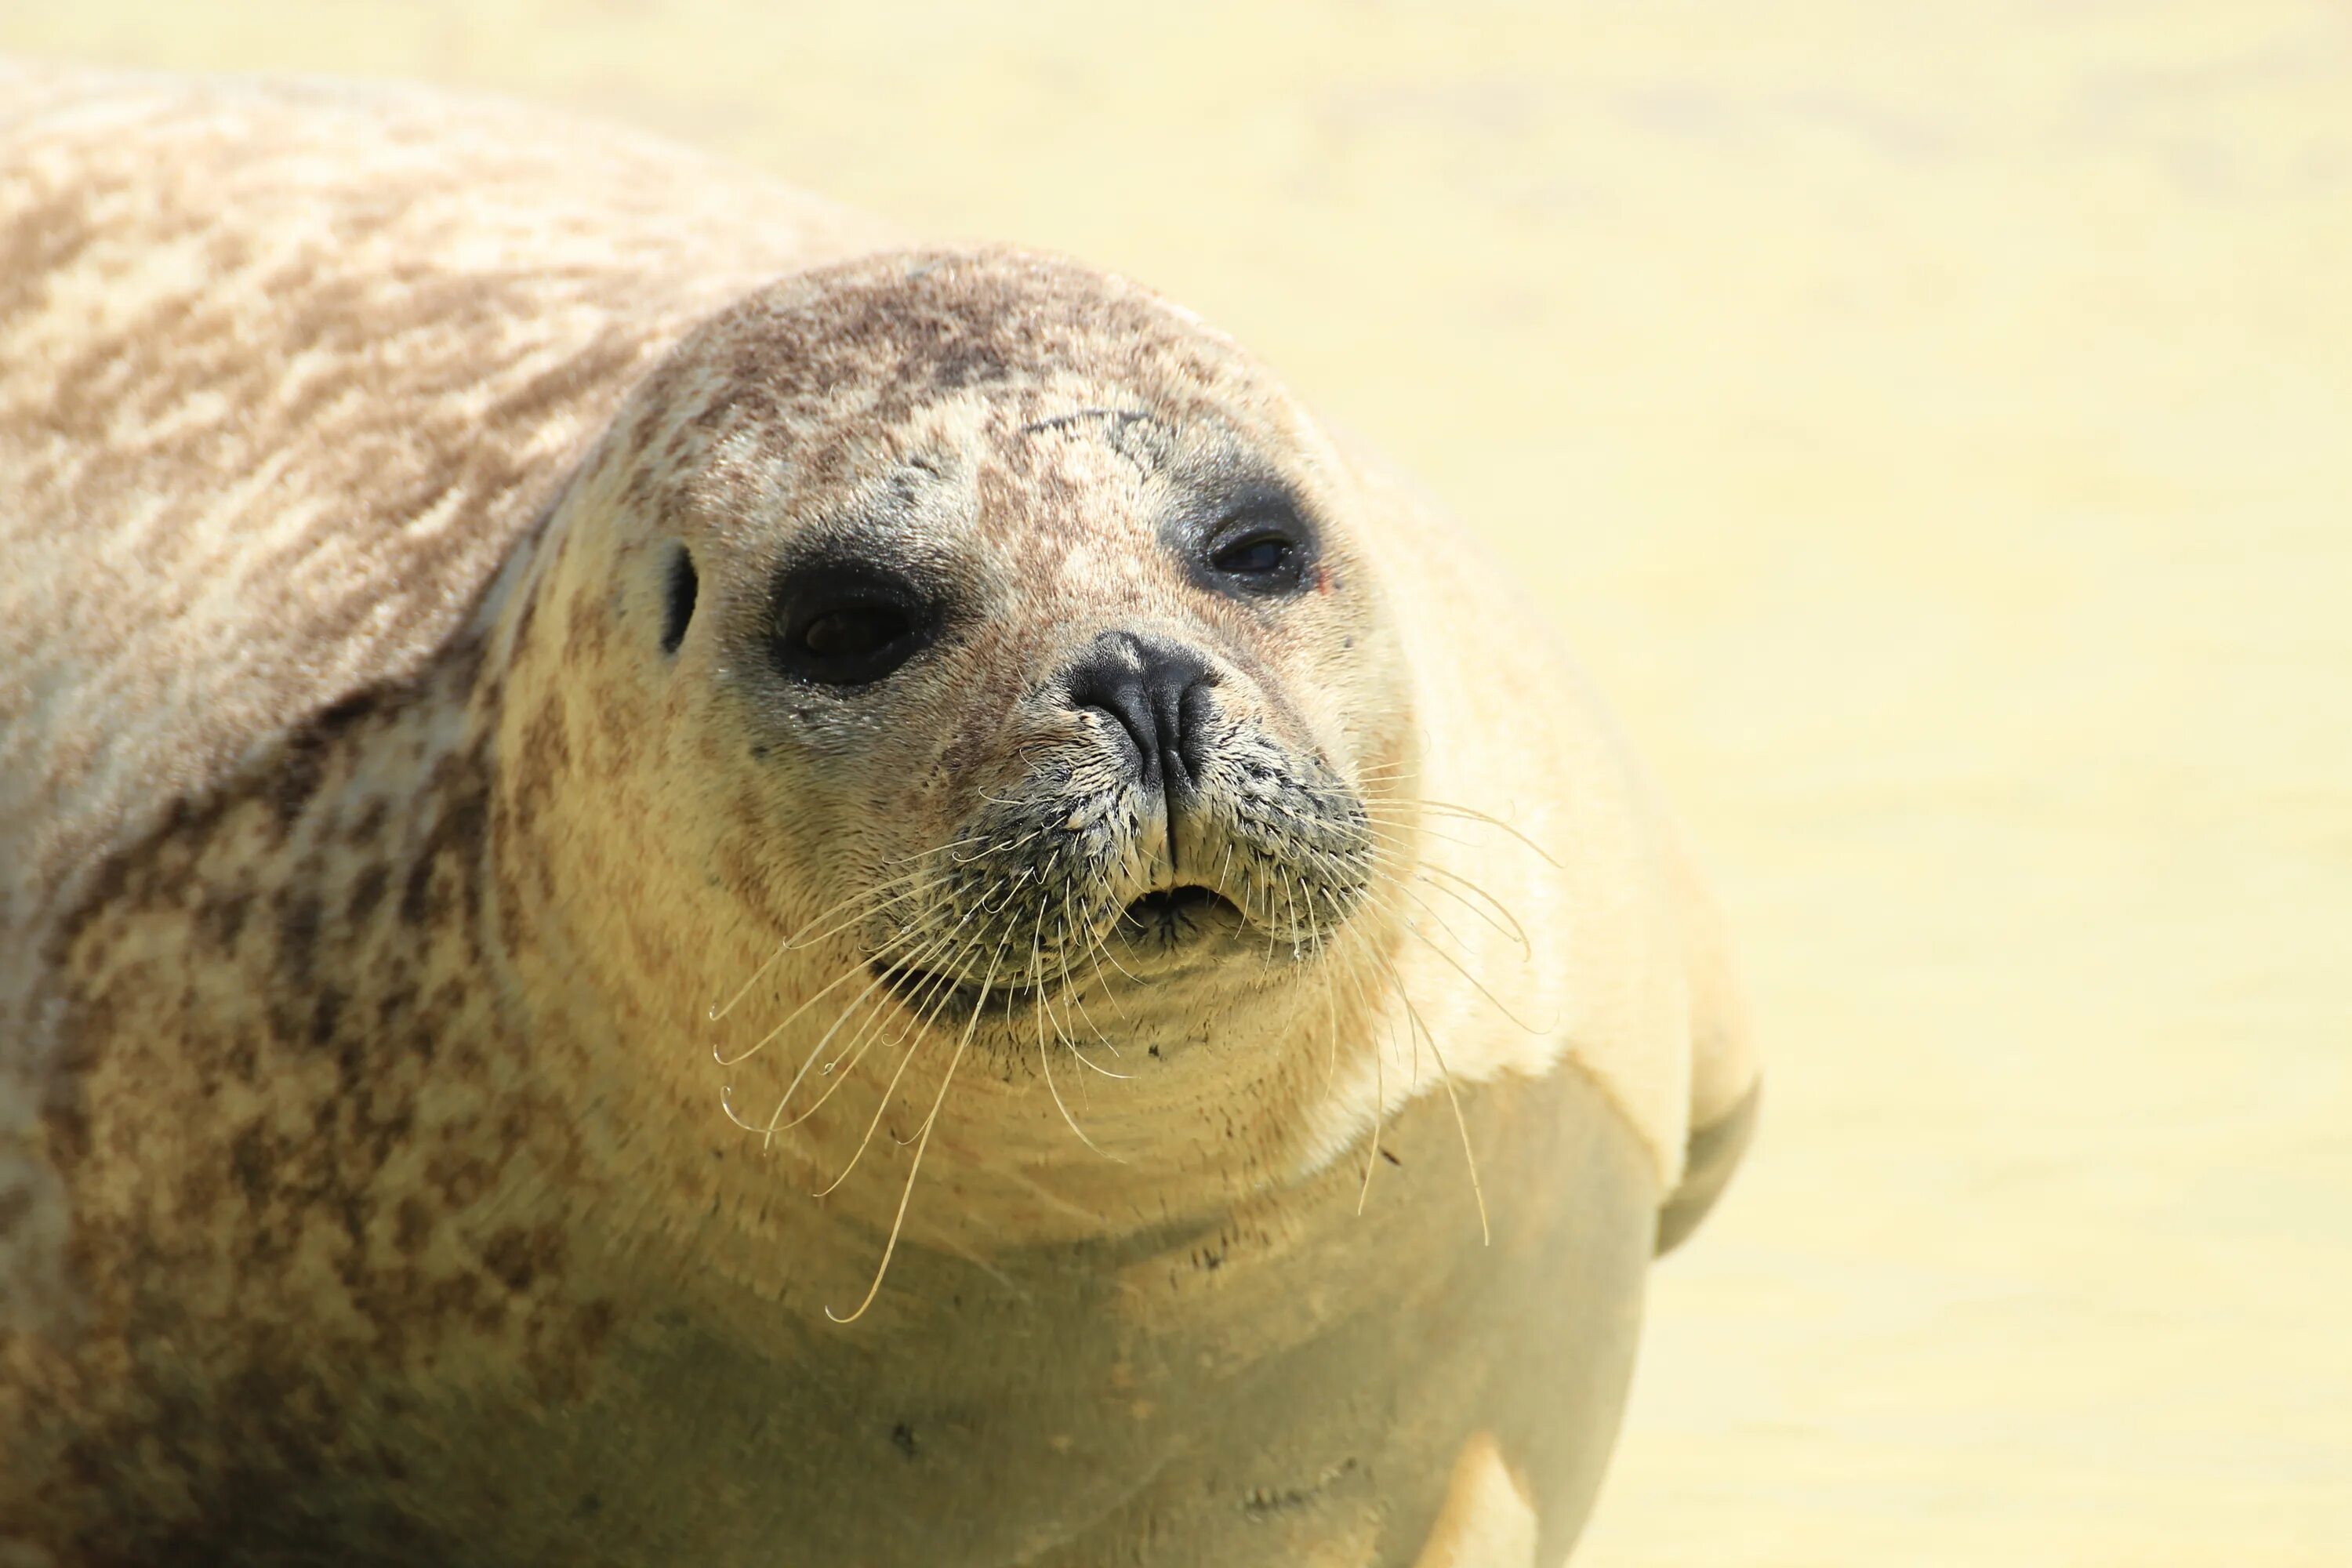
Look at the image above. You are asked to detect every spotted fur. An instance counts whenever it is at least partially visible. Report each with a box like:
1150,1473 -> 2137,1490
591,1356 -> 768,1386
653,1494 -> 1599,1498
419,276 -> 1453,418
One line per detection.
0,62 -> 1757,1567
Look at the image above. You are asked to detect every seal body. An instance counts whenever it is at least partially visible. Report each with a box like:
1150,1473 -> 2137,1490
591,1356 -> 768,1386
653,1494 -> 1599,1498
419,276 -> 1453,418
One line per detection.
0,63 -> 1759,1566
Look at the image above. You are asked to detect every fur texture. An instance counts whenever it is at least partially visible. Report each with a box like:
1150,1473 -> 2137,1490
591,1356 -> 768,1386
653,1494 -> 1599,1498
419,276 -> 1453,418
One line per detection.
0,61 -> 1756,1566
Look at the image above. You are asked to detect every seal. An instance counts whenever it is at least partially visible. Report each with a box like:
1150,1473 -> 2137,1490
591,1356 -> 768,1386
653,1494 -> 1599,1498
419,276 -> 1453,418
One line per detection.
0,62 -> 1760,1567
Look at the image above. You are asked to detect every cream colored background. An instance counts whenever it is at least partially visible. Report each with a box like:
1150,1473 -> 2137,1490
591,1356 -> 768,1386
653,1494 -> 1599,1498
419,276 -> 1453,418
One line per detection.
8,2 -> 2347,1561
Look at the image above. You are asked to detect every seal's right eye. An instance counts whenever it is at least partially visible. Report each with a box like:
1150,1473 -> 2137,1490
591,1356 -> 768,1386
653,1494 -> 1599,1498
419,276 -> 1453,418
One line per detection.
769,563 -> 935,687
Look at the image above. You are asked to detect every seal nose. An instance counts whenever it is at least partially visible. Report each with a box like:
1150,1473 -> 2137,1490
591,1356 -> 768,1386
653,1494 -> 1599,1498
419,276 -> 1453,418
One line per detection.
1065,630 -> 1214,801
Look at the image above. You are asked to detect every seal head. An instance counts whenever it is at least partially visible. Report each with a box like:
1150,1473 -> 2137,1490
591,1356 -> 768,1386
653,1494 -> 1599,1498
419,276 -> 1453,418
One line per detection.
496,249 -> 1422,1270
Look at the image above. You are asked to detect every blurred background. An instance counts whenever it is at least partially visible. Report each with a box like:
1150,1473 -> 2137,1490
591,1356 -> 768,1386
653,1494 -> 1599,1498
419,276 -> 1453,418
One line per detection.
7,2 -> 2347,1560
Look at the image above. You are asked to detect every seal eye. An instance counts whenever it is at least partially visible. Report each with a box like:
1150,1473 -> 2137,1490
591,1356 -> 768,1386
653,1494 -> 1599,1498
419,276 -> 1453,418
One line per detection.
770,564 -> 935,687
1211,532 -> 1294,576
1203,501 -> 1312,596
799,604 -> 910,660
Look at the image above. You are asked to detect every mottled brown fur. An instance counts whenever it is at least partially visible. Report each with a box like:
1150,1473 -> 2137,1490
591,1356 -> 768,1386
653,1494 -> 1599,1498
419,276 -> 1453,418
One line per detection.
1,60 -> 1755,1567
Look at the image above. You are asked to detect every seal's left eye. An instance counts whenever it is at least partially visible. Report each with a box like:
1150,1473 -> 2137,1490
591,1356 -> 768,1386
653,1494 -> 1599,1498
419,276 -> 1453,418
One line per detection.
1211,532 -> 1295,576
770,564 -> 935,687
1203,501 -> 1312,596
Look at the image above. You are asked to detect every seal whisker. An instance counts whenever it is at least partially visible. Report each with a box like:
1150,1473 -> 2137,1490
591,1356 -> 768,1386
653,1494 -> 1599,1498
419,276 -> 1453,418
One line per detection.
1412,863 -> 1533,960
1080,927 -> 1140,1010
1306,891 -> 1345,1092
1265,873 -> 1291,966
1042,935 -> 1127,1079
949,822 -> 1054,869
1335,946 -> 1392,1213
713,910 -> 934,1068
1033,928 -> 1120,1161
1058,996 -> 1125,1069
706,873 -> 929,1022
1349,811 -> 1493,858
1050,893 -> 1127,1058
877,821 -> 1034,870
786,921 -> 978,1138
1396,913 -> 1555,1036
782,871 -> 932,947
824,931 -> 1018,1324
758,916 -> 973,1140
1368,799 -> 1560,869
719,1082 -> 765,1134
1370,949 -> 1491,1247
810,919 -> 1007,1198
1046,883 -> 1131,1037
1368,873 -> 1499,972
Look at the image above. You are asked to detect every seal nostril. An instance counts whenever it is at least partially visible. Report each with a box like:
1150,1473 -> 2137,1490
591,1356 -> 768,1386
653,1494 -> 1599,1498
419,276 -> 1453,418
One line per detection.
1065,631 -> 1212,798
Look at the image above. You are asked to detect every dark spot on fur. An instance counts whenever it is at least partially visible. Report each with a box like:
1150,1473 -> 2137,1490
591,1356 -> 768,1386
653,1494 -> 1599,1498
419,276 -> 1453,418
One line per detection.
267,693 -> 389,834
276,894 -> 323,985
394,1197 -> 434,1255
270,745 -> 330,834
890,1422 -> 919,1460
428,1151 -> 493,1210
347,797 -> 389,845
229,1123 -> 278,1208
932,339 -> 1007,390
317,690 -> 383,734
348,862 -> 390,922
523,698 -> 571,779
198,891 -> 251,949
398,750 -> 491,929
564,595 -> 608,664
310,987 -> 346,1047
1241,1457 -> 1361,1516
481,1224 -> 565,1295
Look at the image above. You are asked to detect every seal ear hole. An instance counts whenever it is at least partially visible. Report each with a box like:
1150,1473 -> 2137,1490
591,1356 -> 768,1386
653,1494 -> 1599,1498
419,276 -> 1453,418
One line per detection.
661,545 -> 698,655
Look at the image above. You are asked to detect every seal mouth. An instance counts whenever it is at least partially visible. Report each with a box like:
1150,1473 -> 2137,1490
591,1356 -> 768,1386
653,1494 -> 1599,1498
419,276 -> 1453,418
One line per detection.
1116,883 -> 1240,935
1111,881 -> 1249,966
871,884 -> 1246,1015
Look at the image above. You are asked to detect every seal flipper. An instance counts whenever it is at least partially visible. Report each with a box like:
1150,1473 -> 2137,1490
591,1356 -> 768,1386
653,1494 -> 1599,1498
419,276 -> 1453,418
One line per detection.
1653,808 -> 1762,1255
1657,1077 -> 1759,1254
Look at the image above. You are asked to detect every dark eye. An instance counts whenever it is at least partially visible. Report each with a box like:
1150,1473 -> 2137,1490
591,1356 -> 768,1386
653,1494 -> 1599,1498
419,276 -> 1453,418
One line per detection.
1202,500 -> 1313,596
1211,531 -> 1295,576
770,564 -> 934,686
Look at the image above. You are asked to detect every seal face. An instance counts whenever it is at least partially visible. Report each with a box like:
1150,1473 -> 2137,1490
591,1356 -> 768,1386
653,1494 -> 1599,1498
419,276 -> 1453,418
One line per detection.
675,265 -> 1392,1021
1,66 -> 1758,1568
517,253 -> 1434,1274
